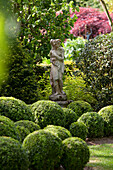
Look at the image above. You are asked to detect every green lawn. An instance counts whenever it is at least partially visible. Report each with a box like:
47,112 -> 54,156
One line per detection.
87,144 -> 113,170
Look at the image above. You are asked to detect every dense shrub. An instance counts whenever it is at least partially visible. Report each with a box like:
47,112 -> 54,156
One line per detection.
0,136 -> 29,170
44,125 -> 72,141
16,126 -> 30,143
69,122 -> 88,140
70,7 -> 113,38
76,33 -> 113,110
0,115 -> 19,140
30,100 -> 64,128
14,120 -> 40,133
0,97 -> 34,121
61,137 -> 90,170
98,105 -> 113,136
0,40 -> 39,104
78,112 -> 104,138
62,108 -> 78,129
22,129 -> 63,170
67,100 -> 93,117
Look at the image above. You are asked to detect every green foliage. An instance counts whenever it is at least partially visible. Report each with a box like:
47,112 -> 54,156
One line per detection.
64,70 -> 97,107
63,37 -> 87,60
44,125 -> 72,141
61,137 -> 90,170
78,112 -> 104,138
75,0 -> 102,9
0,40 -> 39,104
76,33 -> 113,110
62,108 -> 78,129
11,0 -> 77,62
69,122 -> 88,140
16,126 -> 30,143
0,115 -> 19,140
68,100 -> 93,117
15,120 -> 40,133
30,100 -> 64,128
22,129 -> 63,170
0,136 -> 29,170
98,105 -> 113,136
0,97 -> 34,122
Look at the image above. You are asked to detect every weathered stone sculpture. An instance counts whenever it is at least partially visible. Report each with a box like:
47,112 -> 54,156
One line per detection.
49,39 -> 67,101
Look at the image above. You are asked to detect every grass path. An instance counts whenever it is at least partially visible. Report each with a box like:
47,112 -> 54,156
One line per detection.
86,144 -> 113,170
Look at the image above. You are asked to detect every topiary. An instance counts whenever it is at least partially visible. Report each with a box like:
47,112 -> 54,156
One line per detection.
67,100 -> 93,118
44,125 -> 72,141
98,105 -> 113,136
14,120 -> 40,133
30,100 -> 64,128
0,115 -> 19,140
61,137 -> 90,170
16,126 -> 30,143
69,122 -> 88,140
62,108 -> 78,129
0,136 -> 29,170
0,97 -> 34,122
22,129 -> 63,170
78,112 -> 104,138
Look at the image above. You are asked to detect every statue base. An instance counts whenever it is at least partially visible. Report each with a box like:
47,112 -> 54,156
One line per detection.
49,94 -> 73,107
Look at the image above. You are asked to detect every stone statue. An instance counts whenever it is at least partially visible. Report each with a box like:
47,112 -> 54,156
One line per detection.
49,39 -> 67,101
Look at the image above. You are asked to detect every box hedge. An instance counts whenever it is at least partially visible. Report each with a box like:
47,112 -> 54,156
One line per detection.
22,129 -> 63,170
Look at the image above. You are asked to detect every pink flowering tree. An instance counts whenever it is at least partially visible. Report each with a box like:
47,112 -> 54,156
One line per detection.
70,7 -> 113,38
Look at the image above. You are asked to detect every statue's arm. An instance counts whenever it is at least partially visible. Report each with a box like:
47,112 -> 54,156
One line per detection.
52,50 -> 64,61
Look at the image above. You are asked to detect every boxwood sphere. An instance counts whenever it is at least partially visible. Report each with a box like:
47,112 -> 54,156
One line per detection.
22,129 -> 63,170
0,97 -> 34,121
69,122 -> 88,140
30,100 -> 64,128
0,115 -> 19,140
78,112 -> 104,138
0,136 -> 29,170
62,108 -> 78,129
67,100 -> 93,118
98,105 -> 113,136
44,125 -> 72,141
61,137 -> 90,170
14,120 -> 40,133
16,126 -> 30,143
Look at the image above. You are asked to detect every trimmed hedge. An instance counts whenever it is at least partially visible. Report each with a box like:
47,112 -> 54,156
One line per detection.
44,125 -> 72,141
0,97 -> 34,121
69,122 -> 88,140
78,112 -> 104,138
98,105 -> 113,136
63,108 -> 78,129
67,100 -> 93,118
30,100 -> 64,128
61,137 -> 90,170
22,129 -> 63,170
0,115 -> 19,140
0,136 -> 29,170
16,126 -> 30,143
14,120 -> 40,133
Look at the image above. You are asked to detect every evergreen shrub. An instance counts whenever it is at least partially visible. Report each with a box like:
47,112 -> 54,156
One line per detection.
61,137 -> 90,170
98,105 -> 113,136
44,125 -> 72,141
22,129 -> 63,170
78,112 -> 104,138
30,100 -> 64,128
16,126 -> 30,143
0,136 -> 29,170
14,120 -> 40,133
69,122 -> 88,140
63,108 -> 78,129
0,115 -> 18,140
67,100 -> 93,118
0,97 -> 34,121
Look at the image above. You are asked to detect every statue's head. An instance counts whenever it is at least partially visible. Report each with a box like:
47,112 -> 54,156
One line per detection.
50,39 -> 61,48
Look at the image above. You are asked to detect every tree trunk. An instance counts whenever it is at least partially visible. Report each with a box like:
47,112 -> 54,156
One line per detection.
99,0 -> 113,31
